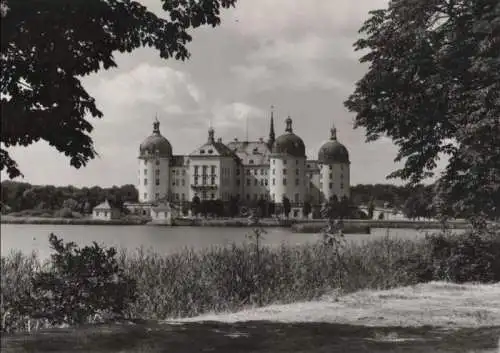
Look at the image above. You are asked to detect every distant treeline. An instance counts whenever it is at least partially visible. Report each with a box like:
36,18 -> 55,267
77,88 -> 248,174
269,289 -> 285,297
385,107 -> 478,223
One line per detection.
1,180 -> 438,219
0,181 -> 138,214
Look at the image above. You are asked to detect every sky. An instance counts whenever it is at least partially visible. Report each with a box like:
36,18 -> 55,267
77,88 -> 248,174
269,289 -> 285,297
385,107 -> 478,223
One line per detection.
2,0 -> 440,188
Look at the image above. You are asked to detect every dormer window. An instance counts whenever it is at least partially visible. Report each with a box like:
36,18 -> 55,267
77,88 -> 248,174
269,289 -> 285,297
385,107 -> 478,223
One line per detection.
249,159 -> 254,164
253,148 -> 258,154
200,149 -> 205,154
208,149 -> 213,154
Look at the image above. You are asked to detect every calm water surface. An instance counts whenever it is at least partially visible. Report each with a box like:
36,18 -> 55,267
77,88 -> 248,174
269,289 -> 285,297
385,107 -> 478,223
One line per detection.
1,224 -> 430,261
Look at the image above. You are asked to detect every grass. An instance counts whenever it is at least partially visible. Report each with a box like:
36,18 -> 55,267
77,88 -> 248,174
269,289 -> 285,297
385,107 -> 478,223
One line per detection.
1,227 -> 499,334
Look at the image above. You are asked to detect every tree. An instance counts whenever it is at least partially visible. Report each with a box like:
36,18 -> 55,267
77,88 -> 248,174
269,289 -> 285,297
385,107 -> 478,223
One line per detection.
302,201 -> 311,218
282,196 -> 291,218
191,195 -> 201,216
1,0 -> 237,178
345,0 -> 500,223
367,199 -> 375,219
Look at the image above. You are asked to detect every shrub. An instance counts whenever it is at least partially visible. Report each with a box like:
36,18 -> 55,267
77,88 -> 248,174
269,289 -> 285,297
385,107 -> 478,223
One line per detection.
55,208 -> 73,218
14,234 -> 137,327
424,226 -> 500,283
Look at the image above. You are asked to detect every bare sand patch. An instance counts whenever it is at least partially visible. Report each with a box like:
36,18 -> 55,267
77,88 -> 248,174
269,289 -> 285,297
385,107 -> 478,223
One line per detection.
170,281 -> 500,329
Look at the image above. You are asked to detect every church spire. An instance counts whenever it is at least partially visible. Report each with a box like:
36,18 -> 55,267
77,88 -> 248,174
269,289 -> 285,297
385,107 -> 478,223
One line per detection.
208,126 -> 215,143
285,115 -> 293,133
268,105 -> 276,147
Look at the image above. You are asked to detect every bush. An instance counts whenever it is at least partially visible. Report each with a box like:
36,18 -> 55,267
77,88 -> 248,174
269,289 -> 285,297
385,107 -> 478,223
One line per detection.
55,208 -> 73,218
12,234 -> 137,328
425,226 -> 500,283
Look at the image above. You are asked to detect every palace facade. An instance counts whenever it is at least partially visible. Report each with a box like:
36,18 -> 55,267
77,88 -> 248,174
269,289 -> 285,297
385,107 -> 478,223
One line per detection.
130,110 -> 350,218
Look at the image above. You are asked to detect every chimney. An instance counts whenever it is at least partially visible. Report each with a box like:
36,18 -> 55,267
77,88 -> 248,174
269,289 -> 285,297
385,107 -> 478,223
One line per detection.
217,137 -> 222,143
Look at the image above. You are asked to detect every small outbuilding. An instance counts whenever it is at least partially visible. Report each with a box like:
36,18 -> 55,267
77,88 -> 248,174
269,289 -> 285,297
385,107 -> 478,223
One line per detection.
92,199 -> 121,221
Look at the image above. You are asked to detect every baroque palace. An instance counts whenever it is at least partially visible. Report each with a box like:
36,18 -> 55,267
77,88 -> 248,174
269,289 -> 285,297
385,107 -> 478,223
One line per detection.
127,110 -> 350,218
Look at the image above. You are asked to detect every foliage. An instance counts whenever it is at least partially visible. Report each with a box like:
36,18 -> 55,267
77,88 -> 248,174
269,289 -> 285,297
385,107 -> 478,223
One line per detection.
282,196 -> 291,217
190,195 -> 201,216
1,0 -> 237,178
12,234 -> 137,329
302,201 -> 312,218
1,180 -> 138,213
3,227 -> 500,333
345,0 -> 500,222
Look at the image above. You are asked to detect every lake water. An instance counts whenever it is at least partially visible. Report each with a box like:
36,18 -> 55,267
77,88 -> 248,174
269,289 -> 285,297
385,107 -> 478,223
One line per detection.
1,224 -> 430,261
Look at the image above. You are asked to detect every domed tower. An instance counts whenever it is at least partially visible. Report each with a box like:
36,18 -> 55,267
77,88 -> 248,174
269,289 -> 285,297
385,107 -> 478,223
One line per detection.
269,116 -> 307,210
317,122 -> 350,201
138,118 -> 172,203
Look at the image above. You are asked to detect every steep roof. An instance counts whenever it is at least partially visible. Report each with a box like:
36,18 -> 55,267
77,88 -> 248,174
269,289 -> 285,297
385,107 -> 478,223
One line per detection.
93,199 -> 116,210
226,140 -> 271,165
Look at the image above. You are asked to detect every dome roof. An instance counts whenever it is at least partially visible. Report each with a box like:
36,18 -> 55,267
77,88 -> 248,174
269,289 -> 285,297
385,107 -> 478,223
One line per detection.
139,119 -> 172,157
272,116 -> 306,158
318,125 -> 349,164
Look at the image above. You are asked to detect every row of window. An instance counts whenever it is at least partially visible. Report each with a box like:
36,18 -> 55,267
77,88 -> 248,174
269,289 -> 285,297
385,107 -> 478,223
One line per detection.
319,182 -> 345,189
271,159 -> 304,166
193,165 -> 217,175
319,173 -> 345,180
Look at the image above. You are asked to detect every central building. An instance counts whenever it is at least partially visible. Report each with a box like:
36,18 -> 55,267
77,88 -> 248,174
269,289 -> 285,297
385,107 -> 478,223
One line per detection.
135,110 -> 351,218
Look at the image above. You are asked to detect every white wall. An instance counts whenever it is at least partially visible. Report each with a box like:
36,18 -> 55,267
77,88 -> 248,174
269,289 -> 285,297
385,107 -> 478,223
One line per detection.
269,156 -> 307,205
320,162 -> 350,201
170,166 -> 189,203
188,157 -> 221,201
138,156 -> 170,203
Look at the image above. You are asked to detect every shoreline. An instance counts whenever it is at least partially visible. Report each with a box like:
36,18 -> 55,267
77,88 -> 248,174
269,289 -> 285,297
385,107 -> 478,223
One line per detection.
0,215 -> 470,229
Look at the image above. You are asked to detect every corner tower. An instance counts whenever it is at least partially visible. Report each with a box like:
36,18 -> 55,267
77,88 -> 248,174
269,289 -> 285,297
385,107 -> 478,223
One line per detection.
138,118 -> 172,203
317,122 -> 350,201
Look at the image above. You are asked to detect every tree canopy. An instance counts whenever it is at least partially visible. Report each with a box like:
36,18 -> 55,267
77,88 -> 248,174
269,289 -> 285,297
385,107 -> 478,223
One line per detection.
345,0 -> 500,222
0,0 -> 236,178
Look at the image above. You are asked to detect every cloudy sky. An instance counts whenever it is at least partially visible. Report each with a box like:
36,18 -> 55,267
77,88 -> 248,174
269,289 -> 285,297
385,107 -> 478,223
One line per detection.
3,0 -> 431,187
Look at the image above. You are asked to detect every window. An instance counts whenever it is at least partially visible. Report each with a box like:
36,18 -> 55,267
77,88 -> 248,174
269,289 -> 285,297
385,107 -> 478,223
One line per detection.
236,168 -> 240,176
155,193 -> 160,200
246,194 -> 250,200
172,180 -> 176,186
295,169 -> 299,175
155,160 -> 160,165
296,159 -> 299,165
155,169 -> 160,176
295,178 -> 299,186
182,179 -> 185,186
155,179 -> 160,186
341,174 -> 344,179
329,165 -> 333,170
272,178 -> 275,185
254,194 -> 258,200
294,193 -> 299,203
194,166 -> 199,175
176,169 -> 180,175
329,182 -> 332,189
329,173 -> 332,179
211,177 -> 215,185
283,168 -> 287,175
272,169 -> 275,175
283,178 -> 287,185
246,169 -> 251,175
182,169 -> 186,176
144,160 -> 147,166
254,179 -> 258,186
265,179 -> 268,186
144,169 -> 147,175
104,211 -> 108,217
283,159 -> 287,165
144,178 -> 148,186
211,166 -> 216,175
237,179 -> 241,186
144,193 -> 147,200
208,149 -> 213,154
202,191 -> 207,200
181,193 -> 185,201
172,169 -> 176,174
194,176 -> 199,185
249,159 -> 254,164
200,149 -> 205,154
341,183 -> 344,189
247,179 -> 251,186
260,179 -> 264,186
